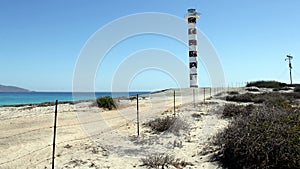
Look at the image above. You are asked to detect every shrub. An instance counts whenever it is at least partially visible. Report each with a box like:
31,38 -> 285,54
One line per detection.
213,103 -> 300,169
144,116 -> 176,133
144,116 -> 188,134
141,154 -> 174,168
270,92 -> 300,106
96,96 -> 116,110
168,117 -> 189,134
246,80 -> 287,89
226,93 -> 256,103
228,91 -> 239,95
225,92 -> 300,104
222,104 -> 255,117
294,86 -> 300,93
141,154 -> 193,168
284,92 -> 300,99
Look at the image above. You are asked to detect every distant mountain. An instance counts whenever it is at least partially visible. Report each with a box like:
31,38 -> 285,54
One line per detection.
0,84 -> 31,92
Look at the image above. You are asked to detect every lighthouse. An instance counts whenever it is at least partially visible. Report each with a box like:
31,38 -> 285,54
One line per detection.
185,9 -> 200,88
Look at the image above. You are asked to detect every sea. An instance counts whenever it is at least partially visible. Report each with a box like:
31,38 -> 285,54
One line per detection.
0,92 -> 150,106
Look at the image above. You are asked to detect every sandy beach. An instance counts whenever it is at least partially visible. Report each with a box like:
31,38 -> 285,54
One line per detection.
0,88 -> 235,169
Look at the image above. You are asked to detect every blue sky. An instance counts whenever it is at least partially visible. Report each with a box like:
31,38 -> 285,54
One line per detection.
1,0 -> 300,91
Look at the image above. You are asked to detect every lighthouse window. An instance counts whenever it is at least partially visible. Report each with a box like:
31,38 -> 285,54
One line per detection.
188,17 -> 196,23
190,62 -> 198,68
188,28 -> 197,34
189,40 -> 197,46
189,51 -> 197,57
190,74 -> 197,80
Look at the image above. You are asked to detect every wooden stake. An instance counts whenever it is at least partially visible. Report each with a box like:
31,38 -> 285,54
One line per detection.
52,100 -> 58,169
136,94 -> 139,136
173,90 -> 176,116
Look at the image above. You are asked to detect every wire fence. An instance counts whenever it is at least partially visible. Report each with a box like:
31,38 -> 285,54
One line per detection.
0,86 -> 244,168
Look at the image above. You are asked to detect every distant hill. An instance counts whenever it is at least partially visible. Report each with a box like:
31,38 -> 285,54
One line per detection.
0,84 -> 31,92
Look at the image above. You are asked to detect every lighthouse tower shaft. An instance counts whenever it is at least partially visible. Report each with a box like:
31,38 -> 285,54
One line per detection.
185,9 -> 200,88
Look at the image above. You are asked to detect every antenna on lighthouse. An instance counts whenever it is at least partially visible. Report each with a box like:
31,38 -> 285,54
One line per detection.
185,8 -> 201,88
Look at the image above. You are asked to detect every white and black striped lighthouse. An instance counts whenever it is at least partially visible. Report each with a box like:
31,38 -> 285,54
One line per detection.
185,8 -> 200,88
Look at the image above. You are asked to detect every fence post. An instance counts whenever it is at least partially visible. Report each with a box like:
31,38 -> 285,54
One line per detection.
173,90 -> 176,116
210,87 -> 212,98
136,94 -> 139,136
52,100 -> 58,169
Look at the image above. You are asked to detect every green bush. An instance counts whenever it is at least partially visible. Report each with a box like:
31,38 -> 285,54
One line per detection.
96,96 -> 116,110
246,80 -> 287,89
213,101 -> 300,169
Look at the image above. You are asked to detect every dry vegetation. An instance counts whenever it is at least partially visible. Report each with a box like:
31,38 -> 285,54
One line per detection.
295,86 -> 300,93
226,92 -> 300,104
246,80 -> 288,89
222,104 -> 255,117
141,154 -> 193,168
143,116 -> 188,135
213,89 -> 300,169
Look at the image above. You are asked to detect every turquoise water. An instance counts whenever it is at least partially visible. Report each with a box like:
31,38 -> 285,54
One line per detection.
0,92 -> 149,106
